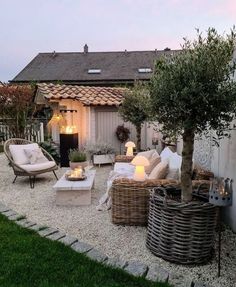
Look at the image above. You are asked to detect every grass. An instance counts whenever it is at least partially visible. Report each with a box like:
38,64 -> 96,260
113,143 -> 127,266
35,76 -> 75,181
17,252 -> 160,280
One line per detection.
0,214 -> 170,287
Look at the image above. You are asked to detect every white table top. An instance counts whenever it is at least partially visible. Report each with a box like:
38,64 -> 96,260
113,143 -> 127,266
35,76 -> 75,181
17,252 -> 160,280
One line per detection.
53,170 -> 96,191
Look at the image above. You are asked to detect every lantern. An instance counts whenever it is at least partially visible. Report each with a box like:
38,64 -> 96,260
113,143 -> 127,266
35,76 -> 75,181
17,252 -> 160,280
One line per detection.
209,177 -> 233,207
125,141 -> 135,156
131,156 -> 149,181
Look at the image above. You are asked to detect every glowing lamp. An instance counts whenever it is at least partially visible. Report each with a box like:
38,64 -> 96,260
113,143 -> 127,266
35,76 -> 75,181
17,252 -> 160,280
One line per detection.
131,156 -> 149,181
125,141 -> 136,156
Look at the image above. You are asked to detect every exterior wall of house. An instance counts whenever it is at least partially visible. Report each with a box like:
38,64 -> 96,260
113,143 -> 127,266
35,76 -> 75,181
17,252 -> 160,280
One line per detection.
92,106 -> 159,153
51,99 -> 89,148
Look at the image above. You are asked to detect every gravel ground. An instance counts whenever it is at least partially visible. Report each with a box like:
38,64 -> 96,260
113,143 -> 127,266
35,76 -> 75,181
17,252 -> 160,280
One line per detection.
0,154 -> 235,287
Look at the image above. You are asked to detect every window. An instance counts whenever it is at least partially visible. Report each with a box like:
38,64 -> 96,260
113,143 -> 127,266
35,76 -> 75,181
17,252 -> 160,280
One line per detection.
88,69 -> 101,74
138,68 -> 152,73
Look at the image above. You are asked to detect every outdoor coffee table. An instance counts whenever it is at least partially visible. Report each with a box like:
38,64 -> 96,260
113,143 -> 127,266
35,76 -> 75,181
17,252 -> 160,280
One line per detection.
53,170 -> 96,206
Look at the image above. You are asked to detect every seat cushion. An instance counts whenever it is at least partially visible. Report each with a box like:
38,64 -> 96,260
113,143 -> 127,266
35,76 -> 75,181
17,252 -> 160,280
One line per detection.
19,161 -> 56,172
9,143 -> 39,165
114,162 -> 135,175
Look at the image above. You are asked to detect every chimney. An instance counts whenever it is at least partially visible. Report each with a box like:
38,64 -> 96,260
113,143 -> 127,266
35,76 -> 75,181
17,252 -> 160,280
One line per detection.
84,44 -> 88,54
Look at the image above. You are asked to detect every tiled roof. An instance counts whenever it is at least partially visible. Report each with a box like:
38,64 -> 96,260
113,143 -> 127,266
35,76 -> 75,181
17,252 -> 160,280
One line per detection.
11,49 -> 181,84
36,83 -> 127,106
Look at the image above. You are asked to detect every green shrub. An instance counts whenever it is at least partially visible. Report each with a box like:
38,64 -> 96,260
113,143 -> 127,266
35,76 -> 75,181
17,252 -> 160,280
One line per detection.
39,141 -> 60,164
68,149 -> 87,162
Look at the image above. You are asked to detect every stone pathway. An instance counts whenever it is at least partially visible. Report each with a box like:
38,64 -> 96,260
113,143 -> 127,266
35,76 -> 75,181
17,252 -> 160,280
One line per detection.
0,201 -> 213,287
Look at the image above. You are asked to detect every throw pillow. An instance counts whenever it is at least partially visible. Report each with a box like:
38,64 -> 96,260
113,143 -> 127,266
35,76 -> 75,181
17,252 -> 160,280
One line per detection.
160,147 -> 174,161
24,148 -> 48,164
148,160 -> 169,180
9,143 -> 39,165
145,151 -> 161,175
166,168 -> 179,180
137,149 -> 157,161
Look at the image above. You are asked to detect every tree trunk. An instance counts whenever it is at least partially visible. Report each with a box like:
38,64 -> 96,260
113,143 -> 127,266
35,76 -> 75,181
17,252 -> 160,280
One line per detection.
181,128 -> 195,202
136,125 -> 142,152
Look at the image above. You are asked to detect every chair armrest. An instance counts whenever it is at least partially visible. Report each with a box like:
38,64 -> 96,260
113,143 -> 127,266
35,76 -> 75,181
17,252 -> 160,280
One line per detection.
115,155 -> 135,163
113,177 -> 179,188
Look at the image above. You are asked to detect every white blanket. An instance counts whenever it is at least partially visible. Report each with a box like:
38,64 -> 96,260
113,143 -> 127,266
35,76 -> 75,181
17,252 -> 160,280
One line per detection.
96,163 -> 135,211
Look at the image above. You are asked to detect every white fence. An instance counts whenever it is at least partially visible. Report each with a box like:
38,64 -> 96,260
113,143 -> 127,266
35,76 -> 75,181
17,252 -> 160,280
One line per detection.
0,120 -> 45,143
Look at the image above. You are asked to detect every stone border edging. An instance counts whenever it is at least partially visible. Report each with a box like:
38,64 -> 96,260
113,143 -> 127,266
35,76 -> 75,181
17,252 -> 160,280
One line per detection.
0,202 -> 213,287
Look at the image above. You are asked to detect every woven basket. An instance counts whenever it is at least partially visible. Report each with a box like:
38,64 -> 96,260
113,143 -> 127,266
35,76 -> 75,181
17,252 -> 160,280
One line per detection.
111,184 -> 150,226
146,187 -> 218,265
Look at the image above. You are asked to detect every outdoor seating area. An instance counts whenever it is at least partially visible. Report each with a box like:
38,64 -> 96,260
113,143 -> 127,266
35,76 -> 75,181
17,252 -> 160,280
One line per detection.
1,5 -> 236,285
0,151 -> 235,287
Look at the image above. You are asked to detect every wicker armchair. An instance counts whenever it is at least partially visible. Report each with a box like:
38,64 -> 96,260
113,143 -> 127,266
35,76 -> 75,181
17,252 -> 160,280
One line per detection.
115,155 -> 135,163
4,138 -> 58,188
111,175 -> 212,226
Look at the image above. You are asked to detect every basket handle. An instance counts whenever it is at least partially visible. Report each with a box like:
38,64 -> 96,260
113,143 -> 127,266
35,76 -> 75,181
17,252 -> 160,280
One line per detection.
151,186 -> 168,206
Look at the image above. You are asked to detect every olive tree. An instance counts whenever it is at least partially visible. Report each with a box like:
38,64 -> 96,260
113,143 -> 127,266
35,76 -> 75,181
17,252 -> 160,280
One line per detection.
150,28 -> 236,202
119,82 -> 151,151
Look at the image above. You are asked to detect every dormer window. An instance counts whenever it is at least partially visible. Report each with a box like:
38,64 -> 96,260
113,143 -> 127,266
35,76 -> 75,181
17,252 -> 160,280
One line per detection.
138,68 -> 152,73
88,69 -> 101,74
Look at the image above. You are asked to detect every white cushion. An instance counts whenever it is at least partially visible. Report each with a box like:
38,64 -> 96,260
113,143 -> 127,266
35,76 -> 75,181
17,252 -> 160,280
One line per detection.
166,152 -> 182,180
114,162 -> 135,175
24,148 -> 48,164
137,149 -> 157,161
9,143 -> 39,165
19,161 -> 56,172
166,168 -> 180,180
160,147 -> 174,161
149,160 -> 169,180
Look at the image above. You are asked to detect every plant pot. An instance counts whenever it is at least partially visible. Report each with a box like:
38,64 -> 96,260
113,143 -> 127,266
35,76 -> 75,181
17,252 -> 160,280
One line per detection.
146,187 -> 219,265
93,154 -> 115,165
69,161 -> 88,170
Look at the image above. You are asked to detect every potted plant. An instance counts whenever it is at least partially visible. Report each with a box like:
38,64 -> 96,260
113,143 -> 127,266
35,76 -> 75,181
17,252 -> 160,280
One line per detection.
85,141 -> 115,166
68,149 -> 88,170
147,28 -> 236,264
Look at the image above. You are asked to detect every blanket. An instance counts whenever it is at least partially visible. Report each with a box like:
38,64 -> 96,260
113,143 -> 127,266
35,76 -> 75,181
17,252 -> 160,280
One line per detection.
96,163 -> 134,211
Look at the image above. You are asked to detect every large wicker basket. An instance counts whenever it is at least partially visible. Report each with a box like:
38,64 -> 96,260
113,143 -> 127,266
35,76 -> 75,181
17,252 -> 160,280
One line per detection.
146,187 -> 218,265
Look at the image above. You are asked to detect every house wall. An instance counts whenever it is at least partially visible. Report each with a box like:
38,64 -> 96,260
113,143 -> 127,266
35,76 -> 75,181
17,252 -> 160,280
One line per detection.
51,99 -> 89,148
92,106 -> 160,153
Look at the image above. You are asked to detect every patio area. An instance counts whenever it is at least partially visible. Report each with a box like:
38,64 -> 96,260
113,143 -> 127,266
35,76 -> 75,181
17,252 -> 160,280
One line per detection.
0,153 -> 235,287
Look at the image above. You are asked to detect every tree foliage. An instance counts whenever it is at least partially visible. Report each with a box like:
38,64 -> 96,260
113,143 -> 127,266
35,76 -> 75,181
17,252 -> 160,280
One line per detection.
150,28 -> 236,202
119,82 -> 151,151
0,85 -> 35,138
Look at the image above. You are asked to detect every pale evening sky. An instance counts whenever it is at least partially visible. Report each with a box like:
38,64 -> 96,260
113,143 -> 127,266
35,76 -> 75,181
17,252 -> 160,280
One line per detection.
0,0 -> 235,82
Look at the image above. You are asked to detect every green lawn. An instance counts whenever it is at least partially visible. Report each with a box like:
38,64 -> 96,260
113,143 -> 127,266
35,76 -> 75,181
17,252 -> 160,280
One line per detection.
0,214 -> 170,287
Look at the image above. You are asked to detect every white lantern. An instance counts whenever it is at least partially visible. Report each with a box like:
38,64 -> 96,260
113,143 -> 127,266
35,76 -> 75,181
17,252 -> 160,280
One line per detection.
125,141 -> 136,156
131,156 -> 149,181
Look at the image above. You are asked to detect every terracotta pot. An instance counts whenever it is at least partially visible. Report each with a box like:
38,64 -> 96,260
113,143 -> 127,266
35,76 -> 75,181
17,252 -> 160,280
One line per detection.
69,161 -> 88,170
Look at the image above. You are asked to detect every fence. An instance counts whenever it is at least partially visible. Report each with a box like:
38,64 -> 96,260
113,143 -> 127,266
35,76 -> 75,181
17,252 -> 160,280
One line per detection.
0,119 -> 45,143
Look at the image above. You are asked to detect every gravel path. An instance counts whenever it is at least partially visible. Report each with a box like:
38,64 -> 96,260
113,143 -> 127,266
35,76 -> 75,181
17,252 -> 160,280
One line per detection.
0,154 -> 235,287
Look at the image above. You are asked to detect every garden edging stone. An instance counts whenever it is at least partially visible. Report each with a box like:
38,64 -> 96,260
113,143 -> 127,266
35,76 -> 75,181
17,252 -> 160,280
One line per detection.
0,202 -> 215,287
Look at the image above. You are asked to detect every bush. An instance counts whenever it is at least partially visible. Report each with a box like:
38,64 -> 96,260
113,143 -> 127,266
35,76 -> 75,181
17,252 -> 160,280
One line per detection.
39,141 -> 60,164
68,149 -> 87,162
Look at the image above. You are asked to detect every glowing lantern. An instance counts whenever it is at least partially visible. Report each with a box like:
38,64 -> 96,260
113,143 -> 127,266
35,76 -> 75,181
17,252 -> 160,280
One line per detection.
131,156 -> 149,181
125,141 -> 136,156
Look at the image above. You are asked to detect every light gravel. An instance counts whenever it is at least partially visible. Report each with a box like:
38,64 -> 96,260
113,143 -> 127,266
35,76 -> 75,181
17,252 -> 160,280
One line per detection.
0,154 -> 235,287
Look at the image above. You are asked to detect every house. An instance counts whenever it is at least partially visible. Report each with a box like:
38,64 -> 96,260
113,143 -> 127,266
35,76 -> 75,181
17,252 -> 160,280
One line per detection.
11,45 -> 179,86
11,46 -> 180,151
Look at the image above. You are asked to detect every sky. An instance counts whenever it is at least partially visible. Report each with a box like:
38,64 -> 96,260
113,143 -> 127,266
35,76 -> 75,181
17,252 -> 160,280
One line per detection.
0,0 -> 235,82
